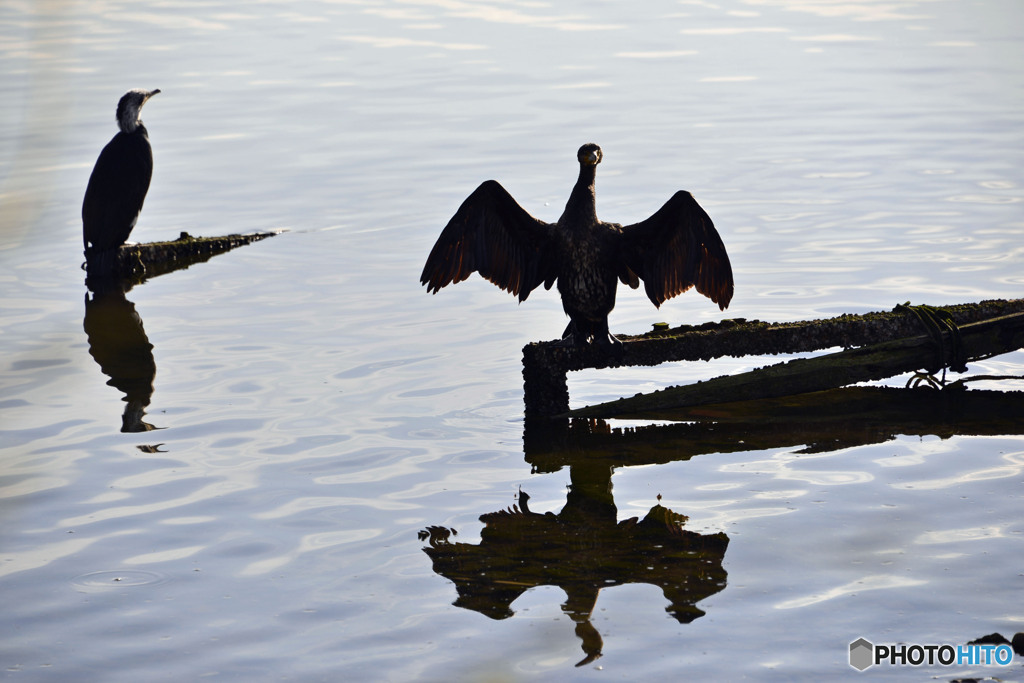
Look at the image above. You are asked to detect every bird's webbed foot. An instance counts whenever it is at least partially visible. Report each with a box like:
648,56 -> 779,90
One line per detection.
590,317 -> 623,351
553,319 -> 623,351
553,321 -> 581,347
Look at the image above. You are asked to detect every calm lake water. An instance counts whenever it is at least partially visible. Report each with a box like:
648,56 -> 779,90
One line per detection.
2,0 -> 1023,680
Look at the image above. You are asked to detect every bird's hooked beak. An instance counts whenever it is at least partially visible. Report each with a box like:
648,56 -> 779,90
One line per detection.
582,149 -> 601,166
145,89 -> 161,102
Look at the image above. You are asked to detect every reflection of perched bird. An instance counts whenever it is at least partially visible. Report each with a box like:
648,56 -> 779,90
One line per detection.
83,288 -> 157,433
83,89 -> 160,256
421,143 -> 734,346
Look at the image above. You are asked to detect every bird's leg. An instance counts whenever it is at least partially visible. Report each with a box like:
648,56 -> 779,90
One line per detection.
554,319 -> 582,347
553,317 -> 621,349
593,317 -> 622,348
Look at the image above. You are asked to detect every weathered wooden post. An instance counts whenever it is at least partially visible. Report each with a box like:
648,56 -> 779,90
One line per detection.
521,299 -> 1024,418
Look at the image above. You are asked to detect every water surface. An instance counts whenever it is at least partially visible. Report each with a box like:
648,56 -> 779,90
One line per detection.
2,0 -> 1023,680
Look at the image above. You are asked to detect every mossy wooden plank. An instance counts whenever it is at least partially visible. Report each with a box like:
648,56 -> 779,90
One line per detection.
84,230 -> 279,285
564,312 -> 1024,418
523,299 -> 1024,417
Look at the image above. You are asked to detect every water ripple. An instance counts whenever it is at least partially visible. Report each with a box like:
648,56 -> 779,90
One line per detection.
70,569 -> 171,592
892,450 -> 1024,490
775,574 -> 928,610
239,528 -> 381,577
57,480 -> 258,529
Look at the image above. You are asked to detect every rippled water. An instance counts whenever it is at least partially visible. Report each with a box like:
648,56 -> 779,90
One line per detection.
2,1 -> 1023,680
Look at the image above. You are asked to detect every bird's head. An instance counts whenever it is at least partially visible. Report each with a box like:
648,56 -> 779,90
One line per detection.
116,88 -> 161,133
577,143 -> 603,167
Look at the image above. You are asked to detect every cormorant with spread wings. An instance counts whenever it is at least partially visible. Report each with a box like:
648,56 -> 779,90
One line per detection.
420,143 -> 734,347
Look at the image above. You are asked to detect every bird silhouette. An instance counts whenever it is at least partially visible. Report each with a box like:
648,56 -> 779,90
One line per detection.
83,88 -> 160,258
421,143 -> 734,346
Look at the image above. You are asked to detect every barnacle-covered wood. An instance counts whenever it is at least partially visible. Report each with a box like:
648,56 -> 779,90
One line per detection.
85,231 -> 278,282
523,298 -> 1024,417
567,311 -> 1024,418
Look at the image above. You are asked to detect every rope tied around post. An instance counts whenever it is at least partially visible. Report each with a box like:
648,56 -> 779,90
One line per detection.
894,302 -> 969,385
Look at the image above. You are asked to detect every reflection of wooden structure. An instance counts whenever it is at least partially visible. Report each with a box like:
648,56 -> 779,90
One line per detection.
524,387 -> 1024,472
425,380 -> 1024,666
522,299 -> 1024,417
421,470 -> 728,666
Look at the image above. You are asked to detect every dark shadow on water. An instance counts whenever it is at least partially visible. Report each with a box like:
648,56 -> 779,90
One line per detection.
82,234 -> 269,434
421,458 -> 729,666
422,384 -> 1024,666
524,385 -> 1024,473
84,283 -> 158,433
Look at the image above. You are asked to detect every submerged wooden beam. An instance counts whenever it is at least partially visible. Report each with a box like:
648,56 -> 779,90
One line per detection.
84,230 -> 279,284
522,298 -> 1024,417
567,312 -> 1024,418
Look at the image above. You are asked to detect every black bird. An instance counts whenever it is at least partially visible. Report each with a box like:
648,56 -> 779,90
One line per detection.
82,88 -> 161,257
420,143 -> 734,346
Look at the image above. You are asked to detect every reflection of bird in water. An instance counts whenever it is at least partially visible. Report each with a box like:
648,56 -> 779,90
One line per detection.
83,286 -> 158,432
83,89 -> 160,260
421,143 -> 734,346
421,473 -> 730,667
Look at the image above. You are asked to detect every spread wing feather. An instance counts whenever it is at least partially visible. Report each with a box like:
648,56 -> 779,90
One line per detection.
618,191 -> 734,309
421,180 -> 557,302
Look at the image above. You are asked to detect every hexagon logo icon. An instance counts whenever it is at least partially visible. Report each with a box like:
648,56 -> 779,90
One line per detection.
849,638 -> 874,671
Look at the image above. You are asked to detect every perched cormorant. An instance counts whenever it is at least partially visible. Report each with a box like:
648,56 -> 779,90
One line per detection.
420,143 -> 734,346
82,88 -> 161,257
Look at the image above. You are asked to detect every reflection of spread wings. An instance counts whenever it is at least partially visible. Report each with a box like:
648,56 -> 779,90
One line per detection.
420,180 -> 558,302
618,191 -> 734,309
